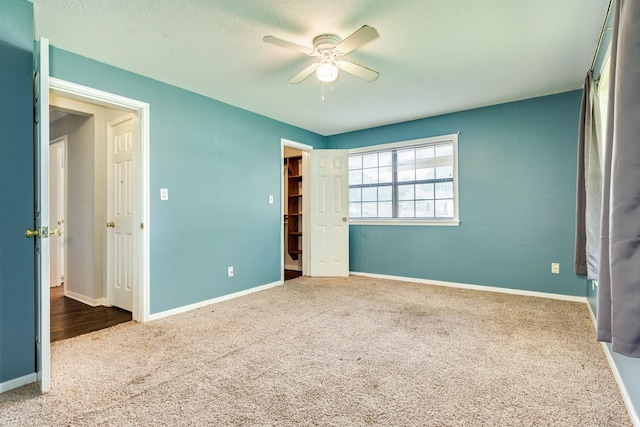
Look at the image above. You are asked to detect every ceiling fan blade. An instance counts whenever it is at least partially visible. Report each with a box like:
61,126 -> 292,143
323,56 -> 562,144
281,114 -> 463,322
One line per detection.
334,25 -> 379,55
288,63 -> 320,84
337,61 -> 379,82
263,35 -> 315,56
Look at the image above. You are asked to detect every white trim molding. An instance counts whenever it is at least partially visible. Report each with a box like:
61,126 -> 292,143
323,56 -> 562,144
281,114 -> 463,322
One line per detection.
64,290 -> 106,307
349,271 -> 588,303
587,305 -> 640,427
0,373 -> 37,393
49,77 -> 151,323
148,281 -> 283,321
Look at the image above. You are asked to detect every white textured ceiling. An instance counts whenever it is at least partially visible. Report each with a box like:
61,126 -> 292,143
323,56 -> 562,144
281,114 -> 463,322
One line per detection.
31,0 -> 610,136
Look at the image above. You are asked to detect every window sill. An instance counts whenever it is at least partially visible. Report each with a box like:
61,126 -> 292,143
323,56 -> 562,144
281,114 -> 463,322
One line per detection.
349,219 -> 460,227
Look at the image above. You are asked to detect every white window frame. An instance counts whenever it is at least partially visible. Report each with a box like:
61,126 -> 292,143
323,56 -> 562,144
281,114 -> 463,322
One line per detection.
348,133 -> 460,226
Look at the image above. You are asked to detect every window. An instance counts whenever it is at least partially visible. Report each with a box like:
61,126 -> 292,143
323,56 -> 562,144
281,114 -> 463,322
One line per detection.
348,134 -> 459,225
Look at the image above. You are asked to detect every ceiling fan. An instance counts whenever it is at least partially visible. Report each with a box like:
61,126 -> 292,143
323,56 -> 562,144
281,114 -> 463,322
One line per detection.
263,25 -> 380,84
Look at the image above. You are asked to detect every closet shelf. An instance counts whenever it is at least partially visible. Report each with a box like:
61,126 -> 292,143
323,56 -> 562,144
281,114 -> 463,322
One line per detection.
286,155 -> 303,261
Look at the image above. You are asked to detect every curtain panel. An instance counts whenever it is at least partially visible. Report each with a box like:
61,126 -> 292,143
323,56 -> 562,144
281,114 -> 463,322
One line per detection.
596,0 -> 640,357
575,72 -> 605,278
574,75 -> 590,277
575,73 -> 605,280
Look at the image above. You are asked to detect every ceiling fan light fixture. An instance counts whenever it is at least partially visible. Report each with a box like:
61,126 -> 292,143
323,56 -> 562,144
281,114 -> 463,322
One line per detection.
316,61 -> 339,83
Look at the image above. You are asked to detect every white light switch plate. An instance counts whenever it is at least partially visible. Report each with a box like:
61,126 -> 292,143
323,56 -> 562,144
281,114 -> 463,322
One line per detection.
160,188 -> 169,200
269,195 -> 274,204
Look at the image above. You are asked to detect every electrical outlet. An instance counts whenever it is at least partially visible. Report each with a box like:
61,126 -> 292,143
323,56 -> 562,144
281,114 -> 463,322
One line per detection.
551,262 -> 560,274
160,188 -> 169,200
227,266 -> 234,277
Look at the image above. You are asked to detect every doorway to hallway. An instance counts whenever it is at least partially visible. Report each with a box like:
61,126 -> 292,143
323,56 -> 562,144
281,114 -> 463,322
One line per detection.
50,286 -> 131,342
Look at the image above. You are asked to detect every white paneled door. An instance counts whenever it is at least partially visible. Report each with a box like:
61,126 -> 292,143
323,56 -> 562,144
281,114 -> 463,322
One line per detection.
49,137 -> 65,288
107,114 -> 138,312
309,150 -> 349,276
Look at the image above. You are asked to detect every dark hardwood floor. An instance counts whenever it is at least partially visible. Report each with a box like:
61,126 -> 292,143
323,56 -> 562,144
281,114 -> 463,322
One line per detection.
284,269 -> 302,280
50,286 -> 132,342
52,271 -> 301,342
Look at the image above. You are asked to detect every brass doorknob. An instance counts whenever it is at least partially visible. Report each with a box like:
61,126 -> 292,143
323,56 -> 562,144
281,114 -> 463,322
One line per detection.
106,221 -> 115,228
25,229 -> 40,238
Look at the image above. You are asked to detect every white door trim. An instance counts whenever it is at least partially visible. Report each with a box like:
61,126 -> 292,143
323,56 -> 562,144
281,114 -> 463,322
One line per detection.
281,139 -> 312,281
49,77 -> 150,322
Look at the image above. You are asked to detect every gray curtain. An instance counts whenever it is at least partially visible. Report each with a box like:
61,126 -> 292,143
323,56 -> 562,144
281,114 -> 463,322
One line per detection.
585,82 -> 604,281
596,0 -> 640,357
574,75 -> 590,277
576,73 -> 604,280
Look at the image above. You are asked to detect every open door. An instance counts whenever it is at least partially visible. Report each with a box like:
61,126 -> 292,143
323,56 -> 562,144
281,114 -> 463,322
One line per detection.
0,6 -> 38,393
33,37 -> 51,392
309,150 -> 349,276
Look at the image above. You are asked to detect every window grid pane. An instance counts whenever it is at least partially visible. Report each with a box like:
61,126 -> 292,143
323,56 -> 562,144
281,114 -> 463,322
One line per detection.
348,139 -> 456,221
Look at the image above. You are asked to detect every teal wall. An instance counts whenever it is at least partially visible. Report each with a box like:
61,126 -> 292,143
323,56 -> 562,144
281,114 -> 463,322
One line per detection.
49,47 -> 325,314
0,0 -> 33,51
0,0 -> 35,383
328,91 -> 588,297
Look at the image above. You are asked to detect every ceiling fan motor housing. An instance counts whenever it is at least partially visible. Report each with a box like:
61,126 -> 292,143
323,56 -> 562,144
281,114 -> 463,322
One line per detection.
313,34 -> 341,54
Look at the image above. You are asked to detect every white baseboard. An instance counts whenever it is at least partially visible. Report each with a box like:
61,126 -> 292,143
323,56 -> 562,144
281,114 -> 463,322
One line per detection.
148,280 -> 283,321
0,373 -> 37,393
64,290 -> 106,307
586,305 -> 640,427
350,271 -> 588,303
284,265 -> 302,271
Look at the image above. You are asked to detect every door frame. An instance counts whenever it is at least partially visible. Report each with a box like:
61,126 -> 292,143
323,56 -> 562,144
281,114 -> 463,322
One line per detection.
49,77 -> 150,322
281,139 -> 312,281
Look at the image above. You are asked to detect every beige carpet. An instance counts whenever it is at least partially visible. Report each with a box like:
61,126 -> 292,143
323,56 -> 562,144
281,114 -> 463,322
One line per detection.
0,276 -> 631,426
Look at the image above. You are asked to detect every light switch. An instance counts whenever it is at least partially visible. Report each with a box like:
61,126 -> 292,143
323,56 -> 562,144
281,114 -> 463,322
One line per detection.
160,188 -> 169,200
269,195 -> 274,204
